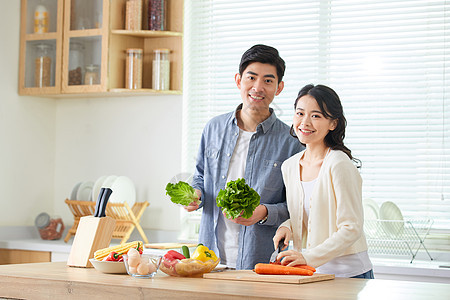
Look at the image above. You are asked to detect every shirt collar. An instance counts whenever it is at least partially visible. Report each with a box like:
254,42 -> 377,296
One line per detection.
232,104 -> 277,134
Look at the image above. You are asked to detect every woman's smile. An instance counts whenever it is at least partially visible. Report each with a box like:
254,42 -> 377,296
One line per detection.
294,95 -> 336,147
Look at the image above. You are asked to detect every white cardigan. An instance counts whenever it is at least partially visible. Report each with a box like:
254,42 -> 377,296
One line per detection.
280,149 -> 368,268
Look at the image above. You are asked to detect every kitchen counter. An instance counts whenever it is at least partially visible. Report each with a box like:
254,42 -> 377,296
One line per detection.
0,262 -> 449,300
1,226 -> 450,283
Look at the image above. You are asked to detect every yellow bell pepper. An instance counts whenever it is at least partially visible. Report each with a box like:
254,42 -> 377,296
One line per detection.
191,245 -> 218,262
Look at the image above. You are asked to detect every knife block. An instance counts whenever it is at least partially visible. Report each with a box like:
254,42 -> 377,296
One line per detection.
67,215 -> 116,268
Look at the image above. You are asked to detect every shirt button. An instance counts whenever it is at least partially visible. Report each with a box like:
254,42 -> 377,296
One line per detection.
222,175 -> 225,179
235,132 -> 238,136
227,153 -> 231,157
273,163 -> 277,167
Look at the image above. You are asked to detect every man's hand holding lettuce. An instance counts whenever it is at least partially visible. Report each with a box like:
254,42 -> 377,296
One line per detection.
165,181 -> 201,206
216,178 -> 260,219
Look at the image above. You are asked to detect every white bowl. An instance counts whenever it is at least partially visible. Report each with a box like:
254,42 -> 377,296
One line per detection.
89,258 -> 127,274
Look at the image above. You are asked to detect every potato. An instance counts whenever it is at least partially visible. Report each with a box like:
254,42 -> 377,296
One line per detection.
128,254 -> 140,268
127,247 -> 140,257
137,262 -> 150,275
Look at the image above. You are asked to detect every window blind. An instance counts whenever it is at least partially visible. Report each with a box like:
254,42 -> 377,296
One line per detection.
182,1 -> 449,239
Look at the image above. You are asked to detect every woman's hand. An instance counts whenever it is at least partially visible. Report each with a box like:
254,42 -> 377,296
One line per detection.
273,226 -> 291,251
277,250 -> 307,267
184,189 -> 201,212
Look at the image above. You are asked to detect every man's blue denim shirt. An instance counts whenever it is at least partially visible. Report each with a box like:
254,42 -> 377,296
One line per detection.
192,105 -> 303,270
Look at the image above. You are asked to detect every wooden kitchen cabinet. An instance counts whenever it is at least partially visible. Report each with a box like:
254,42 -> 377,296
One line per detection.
61,0 -> 110,94
0,249 -> 51,265
19,0 -> 64,95
109,0 -> 183,95
18,0 -> 183,97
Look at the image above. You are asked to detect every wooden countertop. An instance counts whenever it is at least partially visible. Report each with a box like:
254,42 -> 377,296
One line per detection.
0,262 -> 449,299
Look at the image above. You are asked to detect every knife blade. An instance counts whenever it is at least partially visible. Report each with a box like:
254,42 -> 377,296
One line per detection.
98,188 -> 113,218
93,188 -> 105,217
269,238 -> 285,263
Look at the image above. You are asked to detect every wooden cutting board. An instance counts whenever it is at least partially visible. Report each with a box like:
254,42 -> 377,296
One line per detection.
144,243 -> 198,249
203,270 -> 335,284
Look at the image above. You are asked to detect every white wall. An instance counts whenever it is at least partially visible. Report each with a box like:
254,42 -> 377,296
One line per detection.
54,96 -> 183,231
0,1 -> 183,232
0,1 -> 56,227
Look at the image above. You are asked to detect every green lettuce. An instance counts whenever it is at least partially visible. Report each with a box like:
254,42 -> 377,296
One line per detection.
165,181 -> 200,206
216,178 -> 260,219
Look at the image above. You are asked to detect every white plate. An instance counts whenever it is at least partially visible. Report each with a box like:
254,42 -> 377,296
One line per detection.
91,175 -> 108,203
70,182 -> 82,200
363,198 -> 379,220
108,176 -> 136,207
102,175 -> 118,188
379,201 -> 404,237
76,181 -> 94,201
89,258 -> 127,274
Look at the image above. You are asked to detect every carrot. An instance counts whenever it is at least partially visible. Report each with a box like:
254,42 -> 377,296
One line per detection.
254,263 -> 314,276
295,265 -> 316,273
269,262 -> 316,273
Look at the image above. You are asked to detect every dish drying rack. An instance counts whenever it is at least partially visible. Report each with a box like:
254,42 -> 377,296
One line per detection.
364,219 -> 434,263
64,199 -> 149,244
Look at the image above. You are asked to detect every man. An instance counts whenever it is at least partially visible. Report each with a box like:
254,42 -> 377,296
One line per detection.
186,44 -> 303,270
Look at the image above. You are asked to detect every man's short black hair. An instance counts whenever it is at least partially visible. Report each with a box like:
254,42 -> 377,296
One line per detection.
239,44 -> 286,83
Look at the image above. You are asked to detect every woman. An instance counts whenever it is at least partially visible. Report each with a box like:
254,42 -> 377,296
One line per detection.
273,84 -> 373,278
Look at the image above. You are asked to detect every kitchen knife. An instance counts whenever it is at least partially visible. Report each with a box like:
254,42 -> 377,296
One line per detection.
269,238 -> 285,263
93,188 -> 105,217
98,188 -> 113,218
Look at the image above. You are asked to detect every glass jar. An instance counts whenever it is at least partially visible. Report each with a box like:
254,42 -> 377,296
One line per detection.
148,0 -> 166,31
68,42 -> 85,85
152,49 -> 170,90
34,2 -> 49,33
84,64 -> 100,85
125,0 -> 142,30
35,212 -> 65,240
125,48 -> 143,89
34,43 -> 52,88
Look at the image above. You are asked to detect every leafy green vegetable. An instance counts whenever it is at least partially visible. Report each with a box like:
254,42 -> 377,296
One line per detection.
216,178 -> 260,219
165,181 -> 200,206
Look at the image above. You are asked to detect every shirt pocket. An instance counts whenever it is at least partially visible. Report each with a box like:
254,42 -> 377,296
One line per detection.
262,159 -> 283,192
206,147 -> 220,159
205,147 -> 220,175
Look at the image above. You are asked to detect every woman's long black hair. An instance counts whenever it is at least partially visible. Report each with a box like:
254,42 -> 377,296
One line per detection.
290,84 -> 353,160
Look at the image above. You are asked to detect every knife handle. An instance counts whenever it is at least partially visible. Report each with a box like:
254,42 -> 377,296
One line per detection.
93,188 -> 105,217
278,238 -> 285,251
99,188 -> 113,218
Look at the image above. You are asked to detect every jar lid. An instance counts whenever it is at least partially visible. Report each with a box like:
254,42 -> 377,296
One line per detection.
35,212 -> 51,229
35,43 -> 52,50
85,64 -> 99,71
153,48 -> 170,53
126,48 -> 143,53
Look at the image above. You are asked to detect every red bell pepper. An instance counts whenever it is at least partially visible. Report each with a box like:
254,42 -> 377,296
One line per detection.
163,250 -> 186,268
103,251 -> 120,261
165,250 -> 186,260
